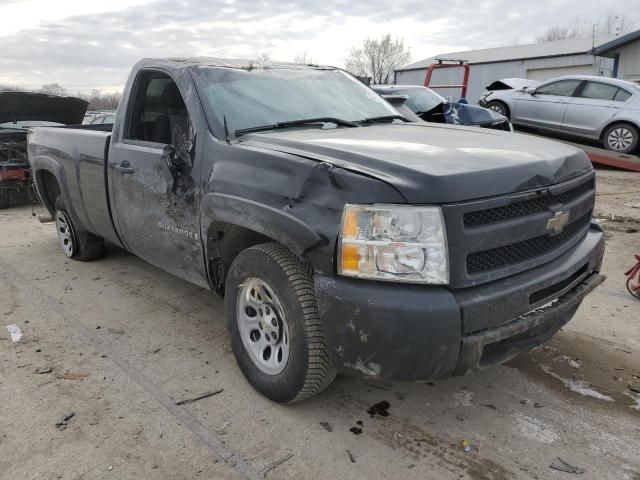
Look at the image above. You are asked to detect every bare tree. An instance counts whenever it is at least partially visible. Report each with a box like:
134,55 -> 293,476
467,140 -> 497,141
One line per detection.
293,51 -> 314,64
82,89 -> 122,110
537,11 -> 635,42
345,34 -> 411,85
40,83 -> 68,96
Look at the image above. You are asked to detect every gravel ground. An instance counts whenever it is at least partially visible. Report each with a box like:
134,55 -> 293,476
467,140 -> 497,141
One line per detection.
1,168 -> 639,480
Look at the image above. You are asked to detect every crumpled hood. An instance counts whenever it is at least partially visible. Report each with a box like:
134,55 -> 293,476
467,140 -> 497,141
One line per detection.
486,78 -> 540,91
0,91 -> 88,125
239,123 -> 592,203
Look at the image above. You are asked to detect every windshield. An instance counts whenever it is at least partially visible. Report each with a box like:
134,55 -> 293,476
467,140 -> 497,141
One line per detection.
192,66 -> 398,138
394,88 -> 446,114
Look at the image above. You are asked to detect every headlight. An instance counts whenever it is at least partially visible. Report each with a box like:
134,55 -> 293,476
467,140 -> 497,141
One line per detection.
338,204 -> 449,284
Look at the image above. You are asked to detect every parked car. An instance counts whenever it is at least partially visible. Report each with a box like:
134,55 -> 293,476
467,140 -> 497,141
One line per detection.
372,85 -> 512,131
0,91 -> 88,209
479,75 -> 640,153
29,58 -> 604,403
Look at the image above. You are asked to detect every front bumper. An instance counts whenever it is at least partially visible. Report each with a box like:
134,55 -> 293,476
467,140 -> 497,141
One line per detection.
315,226 -> 605,381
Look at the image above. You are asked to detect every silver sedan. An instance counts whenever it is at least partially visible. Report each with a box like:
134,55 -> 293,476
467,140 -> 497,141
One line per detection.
479,75 -> 640,153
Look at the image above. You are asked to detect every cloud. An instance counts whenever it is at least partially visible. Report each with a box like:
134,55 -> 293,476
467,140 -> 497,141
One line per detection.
0,0 -> 637,92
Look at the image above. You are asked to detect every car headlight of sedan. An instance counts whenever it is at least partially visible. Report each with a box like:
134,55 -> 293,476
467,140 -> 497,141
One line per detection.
338,204 -> 449,284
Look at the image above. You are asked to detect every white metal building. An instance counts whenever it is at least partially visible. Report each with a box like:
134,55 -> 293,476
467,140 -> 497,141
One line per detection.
593,30 -> 640,82
395,36 -> 621,103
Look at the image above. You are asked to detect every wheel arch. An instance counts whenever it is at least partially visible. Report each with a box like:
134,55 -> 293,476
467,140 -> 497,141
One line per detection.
200,192 -> 324,293
487,99 -> 511,119
35,169 -> 62,214
599,119 -> 640,141
31,155 -> 73,216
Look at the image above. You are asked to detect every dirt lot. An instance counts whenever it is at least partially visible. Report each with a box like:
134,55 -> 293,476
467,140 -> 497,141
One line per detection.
1,168 -> 639,480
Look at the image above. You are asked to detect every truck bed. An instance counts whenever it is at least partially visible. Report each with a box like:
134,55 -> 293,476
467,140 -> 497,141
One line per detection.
27,126 -> 120,245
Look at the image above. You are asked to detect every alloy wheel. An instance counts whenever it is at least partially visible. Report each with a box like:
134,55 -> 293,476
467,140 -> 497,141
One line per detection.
607,127 -> 634,151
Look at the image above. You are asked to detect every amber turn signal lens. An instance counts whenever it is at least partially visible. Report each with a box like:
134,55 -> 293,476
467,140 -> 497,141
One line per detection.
340,244 -> 360,272
342,208 -> 359,238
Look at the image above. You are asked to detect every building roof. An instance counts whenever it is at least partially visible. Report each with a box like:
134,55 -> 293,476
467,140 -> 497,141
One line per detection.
593,29 -> 640,56
398,35 -> 619,71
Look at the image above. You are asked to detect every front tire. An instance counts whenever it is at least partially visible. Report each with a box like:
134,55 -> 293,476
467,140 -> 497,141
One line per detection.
54,196 -> 105,261
603,123 -> 639,154
225,243 -> 336,403
485,100 -> 509,118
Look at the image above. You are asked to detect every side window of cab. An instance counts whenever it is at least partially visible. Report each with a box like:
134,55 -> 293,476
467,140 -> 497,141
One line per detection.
125,71 -> 191,147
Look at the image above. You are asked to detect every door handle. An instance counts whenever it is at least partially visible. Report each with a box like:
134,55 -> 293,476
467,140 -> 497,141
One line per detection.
114,161 -> 134,174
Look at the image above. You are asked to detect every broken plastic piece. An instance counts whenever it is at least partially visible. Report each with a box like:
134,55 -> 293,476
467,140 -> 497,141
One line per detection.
550,458 -> 585,474
6,324 -> 23,343
55,412 -> 75,431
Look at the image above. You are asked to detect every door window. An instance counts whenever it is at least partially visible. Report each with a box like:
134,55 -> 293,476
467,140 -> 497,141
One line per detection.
535,80 -> 581,97
579,82 -> 619,101
125,71 -> 189,145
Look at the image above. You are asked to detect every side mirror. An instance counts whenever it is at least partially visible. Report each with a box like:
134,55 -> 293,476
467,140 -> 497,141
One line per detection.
524,86 -> 537,95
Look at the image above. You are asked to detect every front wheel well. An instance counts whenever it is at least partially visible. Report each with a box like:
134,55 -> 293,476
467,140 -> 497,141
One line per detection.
486,100 -> 510,119
206,222 -> 274,294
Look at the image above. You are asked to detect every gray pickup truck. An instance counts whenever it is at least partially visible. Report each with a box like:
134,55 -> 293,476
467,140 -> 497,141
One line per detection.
28,58 -> 605,403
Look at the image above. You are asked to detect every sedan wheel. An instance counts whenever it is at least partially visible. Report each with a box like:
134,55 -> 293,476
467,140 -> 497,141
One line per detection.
604,124 -> 639,154
486,101 -> 508,118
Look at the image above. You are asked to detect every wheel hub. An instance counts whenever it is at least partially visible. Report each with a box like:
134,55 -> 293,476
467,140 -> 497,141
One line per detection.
608,127 -> 634,151
55,210 -> 75,258
237,278 -> 290,375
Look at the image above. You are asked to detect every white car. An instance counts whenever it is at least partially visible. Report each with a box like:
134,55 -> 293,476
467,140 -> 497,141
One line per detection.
479,75 -> 640,153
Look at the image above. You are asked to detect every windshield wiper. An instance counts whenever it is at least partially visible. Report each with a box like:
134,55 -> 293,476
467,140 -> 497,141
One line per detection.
358,115 -> 409,125
234,117 -> 358,137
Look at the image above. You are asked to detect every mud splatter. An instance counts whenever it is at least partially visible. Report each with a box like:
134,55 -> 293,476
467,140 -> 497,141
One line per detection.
367,400 -> 390,418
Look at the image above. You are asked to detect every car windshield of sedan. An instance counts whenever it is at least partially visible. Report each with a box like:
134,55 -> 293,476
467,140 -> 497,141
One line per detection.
192,66 -> 399,137
393,88 -> 447,114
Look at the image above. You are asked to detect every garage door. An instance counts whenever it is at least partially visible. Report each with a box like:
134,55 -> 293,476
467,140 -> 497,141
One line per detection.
526,65 -> 594,82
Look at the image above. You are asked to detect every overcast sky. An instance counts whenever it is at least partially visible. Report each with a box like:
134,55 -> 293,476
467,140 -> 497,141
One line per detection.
0,0 -> 638,93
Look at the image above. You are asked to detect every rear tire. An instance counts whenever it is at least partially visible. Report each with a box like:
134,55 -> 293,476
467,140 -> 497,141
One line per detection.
0,189 -> 9,209
54,196 -> 105,261
225,243 -> 336,403
602,123 -> 639,154
485,100 -> 509,119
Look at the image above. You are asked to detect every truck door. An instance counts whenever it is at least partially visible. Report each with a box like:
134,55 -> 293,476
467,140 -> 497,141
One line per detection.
108,70 -> 208,288
512,79 -> 582,130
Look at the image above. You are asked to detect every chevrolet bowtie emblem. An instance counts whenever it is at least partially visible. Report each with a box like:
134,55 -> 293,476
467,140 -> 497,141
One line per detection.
546,210 -> 571,235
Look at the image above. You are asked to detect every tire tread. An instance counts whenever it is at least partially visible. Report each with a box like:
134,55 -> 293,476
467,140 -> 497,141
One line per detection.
247,243 -> 337,403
